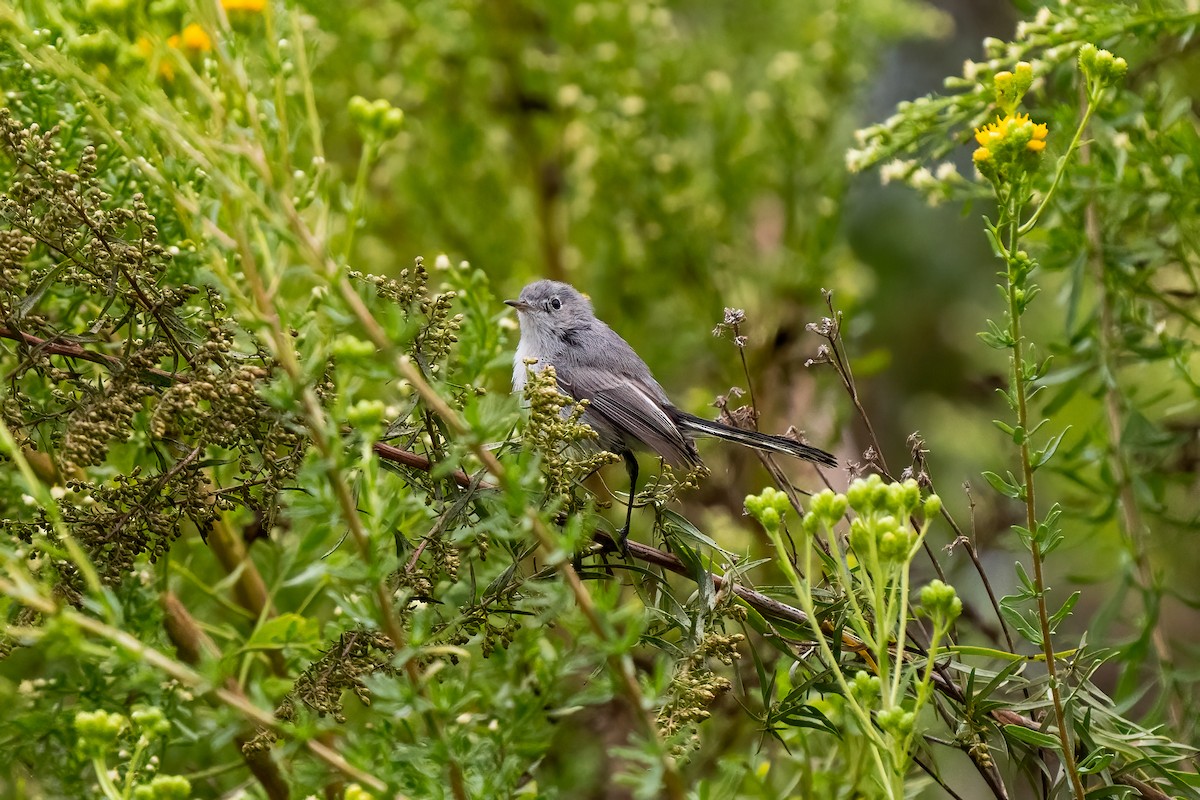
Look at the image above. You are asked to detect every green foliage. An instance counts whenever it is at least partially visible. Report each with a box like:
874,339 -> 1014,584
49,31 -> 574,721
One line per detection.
0,0 -> 1197,799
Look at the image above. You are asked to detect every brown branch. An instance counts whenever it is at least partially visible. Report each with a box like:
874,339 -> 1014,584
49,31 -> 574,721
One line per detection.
161,592 -> 291,800
372,441 -> 483,489
0,325 -> 176,386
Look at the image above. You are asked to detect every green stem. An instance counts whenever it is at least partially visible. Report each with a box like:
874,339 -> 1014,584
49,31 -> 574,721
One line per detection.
820,522 -> 875,659
781,525 -> 895,794
1018,90 -> 1099,236
120,737 -> 149,799
92,756 -> 122,800
341,136 -> 379,264
1004,190 -> 1087,800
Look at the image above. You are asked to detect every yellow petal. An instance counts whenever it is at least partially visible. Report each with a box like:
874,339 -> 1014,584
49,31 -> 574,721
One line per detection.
180,23 -> 212,52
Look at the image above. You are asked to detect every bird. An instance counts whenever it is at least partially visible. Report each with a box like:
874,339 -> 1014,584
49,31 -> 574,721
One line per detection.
505,279 -> 837,551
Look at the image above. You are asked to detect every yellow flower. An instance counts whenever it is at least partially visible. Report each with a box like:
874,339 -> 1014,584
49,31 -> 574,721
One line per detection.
973,147 -> 992,164
223,0 -> 267,11
175,23 -> 212,53
1027,122 -> 1048,152
974,114 -> 1012,146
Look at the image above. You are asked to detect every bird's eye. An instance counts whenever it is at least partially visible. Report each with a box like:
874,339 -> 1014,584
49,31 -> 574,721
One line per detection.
550,297 -> 562,310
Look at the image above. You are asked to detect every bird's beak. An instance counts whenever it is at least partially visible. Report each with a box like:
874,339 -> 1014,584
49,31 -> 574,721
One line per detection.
504,299 -> 530,311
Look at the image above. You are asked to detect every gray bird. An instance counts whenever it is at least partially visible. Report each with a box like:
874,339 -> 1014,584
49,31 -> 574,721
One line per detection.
506,279 -> 837,550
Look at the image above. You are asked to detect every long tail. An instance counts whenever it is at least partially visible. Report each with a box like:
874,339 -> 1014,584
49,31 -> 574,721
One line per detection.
674,411 -> 837,468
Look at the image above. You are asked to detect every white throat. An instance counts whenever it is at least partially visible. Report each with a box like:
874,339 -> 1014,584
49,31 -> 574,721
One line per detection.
512,333 -> 539,394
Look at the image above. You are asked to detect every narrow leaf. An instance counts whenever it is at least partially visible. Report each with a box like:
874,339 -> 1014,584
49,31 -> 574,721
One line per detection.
1002,724 -> 1061,750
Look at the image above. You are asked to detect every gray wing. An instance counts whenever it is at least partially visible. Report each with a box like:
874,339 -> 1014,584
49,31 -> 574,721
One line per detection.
557,363 -> 699,468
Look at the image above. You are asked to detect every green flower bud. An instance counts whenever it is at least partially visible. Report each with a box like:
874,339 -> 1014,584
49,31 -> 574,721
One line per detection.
848,517 -> 871,553
1109,56 -> 1128,83
348,95 -> 373,125
768,488 -> 790,516
845,480 -> 868,510
876,707 -> 915,737
809,489 -> 835,518
827,493 -> 847,520
347,399 -> 387,428
75,709 -> 127,757
345,785 -> 376,800
920,579 -> 963,622
332,334 -> 376,361
86,0 -> 134,19
847,474 -> 883,511
879,530 -> 907,562
923,493 -> 942,518
850,671 -> 881,707
759,507 -> 780,531
131,706 -> 170,737
1078,43 -> 1128,88
144,777 -> 190,800
71,30 -> 123,63
994,70 -> 1021,115
1078,43 -> 1098,75
1013,61 -> 1034,93
379,107 -> 405,137
869,481 -> 890,512
369,98 -> 391,123
745,490 -> 786,531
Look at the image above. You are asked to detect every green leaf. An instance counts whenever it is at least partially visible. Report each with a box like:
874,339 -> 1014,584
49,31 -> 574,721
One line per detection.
992,419 -> 1016,438
777,703 -> 840,738
982,220 -> 1005,258
978,318 -> 1014,350
1013,560 -> 1036,597
244,614 -> 322,653
1002,724 -> 1061,750
982,470 -> 1021,499
1031,427 -> 1071,471
673,540 -> 716,615
960,659 -> 1026,716
18,261 -> 70,319
1077,747 -> 1116,775
660,509 -> 737,558
999,597 -> 1043,646
1048,591 -> 1080,632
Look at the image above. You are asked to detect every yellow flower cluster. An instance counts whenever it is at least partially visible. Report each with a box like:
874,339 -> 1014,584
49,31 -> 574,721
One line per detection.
973,113 -> 1048,162
972,113 -> 1049,185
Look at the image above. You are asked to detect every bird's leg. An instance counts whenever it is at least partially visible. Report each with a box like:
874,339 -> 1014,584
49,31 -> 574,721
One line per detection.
618,450 -> 638,556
